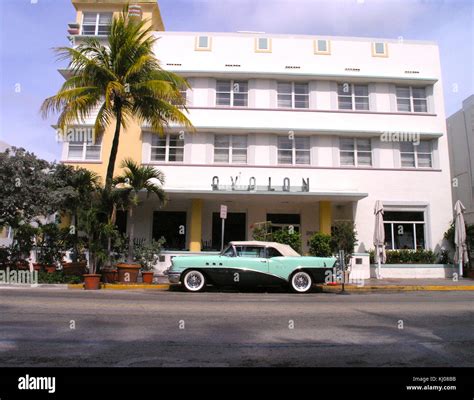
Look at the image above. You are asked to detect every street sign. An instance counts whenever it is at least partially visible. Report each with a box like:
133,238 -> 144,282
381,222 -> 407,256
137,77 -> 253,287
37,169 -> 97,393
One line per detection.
220,204 -> 228,219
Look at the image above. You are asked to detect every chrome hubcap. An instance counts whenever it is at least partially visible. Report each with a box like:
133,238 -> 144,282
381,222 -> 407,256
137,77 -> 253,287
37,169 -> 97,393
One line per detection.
186,272 -> 202,289
293,273 -> 310,291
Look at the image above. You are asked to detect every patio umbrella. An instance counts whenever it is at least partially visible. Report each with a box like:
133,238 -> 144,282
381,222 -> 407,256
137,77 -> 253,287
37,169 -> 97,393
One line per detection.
373,200 -> 386,279
454,200 -> 468,278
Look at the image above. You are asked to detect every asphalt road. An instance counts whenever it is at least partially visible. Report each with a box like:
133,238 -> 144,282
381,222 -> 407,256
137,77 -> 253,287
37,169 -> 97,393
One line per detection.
0,288 -> 473,367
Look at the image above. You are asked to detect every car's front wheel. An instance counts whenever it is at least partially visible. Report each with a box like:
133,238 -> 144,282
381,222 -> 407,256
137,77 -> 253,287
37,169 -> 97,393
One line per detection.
182,270 -> 206,292
290,271 -> 313,293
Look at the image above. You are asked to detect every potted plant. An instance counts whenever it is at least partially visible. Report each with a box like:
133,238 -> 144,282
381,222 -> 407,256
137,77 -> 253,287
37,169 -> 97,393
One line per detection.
61,227 -> 88,276
10,223 -> 38,271
102,232 -> 128,283
113,159 -> 166,284
35,223 -> 64,273
134,238 -> 165,284
55,166 -> 100,278
79,195 -> 117,290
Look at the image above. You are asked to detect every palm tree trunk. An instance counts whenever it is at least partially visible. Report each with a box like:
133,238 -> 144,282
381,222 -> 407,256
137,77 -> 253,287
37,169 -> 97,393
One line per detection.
128,207 -> 135,263
105,107 -> 122,189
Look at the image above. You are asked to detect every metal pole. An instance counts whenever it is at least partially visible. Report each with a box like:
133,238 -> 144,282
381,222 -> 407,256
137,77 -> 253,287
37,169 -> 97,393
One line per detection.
221,218 -> 225,252
339,250 -> 345,293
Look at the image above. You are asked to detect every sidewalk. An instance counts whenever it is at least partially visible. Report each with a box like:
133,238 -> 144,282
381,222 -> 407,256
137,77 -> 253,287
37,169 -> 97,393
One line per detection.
318,278 -> 474,292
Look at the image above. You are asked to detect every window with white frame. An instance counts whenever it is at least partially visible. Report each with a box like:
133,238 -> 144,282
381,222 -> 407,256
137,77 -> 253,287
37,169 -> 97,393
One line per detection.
383,211 -> 426,250
150,133 -> 184,162
81,12 -> 112,36
216,80 -> 248,107
256,37 -> 271,52
214,135 -> 247,163
195,35 -> 211,51
277,82 -> 309,109
67,137 -> 102,161
314,39 -> 330,55
340,138 -> 372,167
277,136 -> 310,165
400,140 -> 432,168
396,86 -> 428,113
337,83 -> 369,110
372,42 -> 388,57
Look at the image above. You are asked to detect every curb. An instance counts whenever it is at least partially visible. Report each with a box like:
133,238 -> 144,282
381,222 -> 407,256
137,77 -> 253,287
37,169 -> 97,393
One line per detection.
68,283 -> 171,290
318,284 -> 474,292
0,283 -> 70,289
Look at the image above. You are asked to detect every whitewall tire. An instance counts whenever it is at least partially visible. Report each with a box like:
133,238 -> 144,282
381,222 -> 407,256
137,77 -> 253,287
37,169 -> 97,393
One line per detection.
290,271 -> 313,293
183,270 -> 206,292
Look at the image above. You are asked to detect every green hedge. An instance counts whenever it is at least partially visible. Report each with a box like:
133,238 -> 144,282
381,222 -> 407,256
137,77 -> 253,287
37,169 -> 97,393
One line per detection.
369,249 -> 438,264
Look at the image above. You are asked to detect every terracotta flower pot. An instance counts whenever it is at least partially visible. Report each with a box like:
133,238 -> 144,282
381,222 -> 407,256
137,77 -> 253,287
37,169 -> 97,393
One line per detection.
83,274 -> 101,290
44,265 -> 57,274
63,262 -> 87,276
32,263 -> 42,272
116,263 -> 140,283
102,268 -> 118,283
142,271 -> 154,284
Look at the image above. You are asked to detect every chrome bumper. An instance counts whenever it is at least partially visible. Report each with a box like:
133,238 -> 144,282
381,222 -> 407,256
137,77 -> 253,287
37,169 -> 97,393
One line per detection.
166,271 -> 181,284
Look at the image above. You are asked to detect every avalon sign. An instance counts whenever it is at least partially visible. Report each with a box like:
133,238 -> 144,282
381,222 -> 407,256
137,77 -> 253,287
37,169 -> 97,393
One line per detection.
211,176 -> 310,193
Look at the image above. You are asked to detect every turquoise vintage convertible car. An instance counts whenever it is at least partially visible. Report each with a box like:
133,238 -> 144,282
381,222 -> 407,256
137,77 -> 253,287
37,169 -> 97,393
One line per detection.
166,241 -> 337,293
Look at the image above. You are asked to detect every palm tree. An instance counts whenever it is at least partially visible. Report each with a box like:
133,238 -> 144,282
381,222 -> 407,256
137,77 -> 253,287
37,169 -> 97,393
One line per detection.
114,159 -> 166,262
41,6 -> 193,189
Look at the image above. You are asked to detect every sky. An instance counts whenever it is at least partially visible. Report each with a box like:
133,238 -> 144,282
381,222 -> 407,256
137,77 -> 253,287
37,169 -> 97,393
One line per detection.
0,0 -> 472,162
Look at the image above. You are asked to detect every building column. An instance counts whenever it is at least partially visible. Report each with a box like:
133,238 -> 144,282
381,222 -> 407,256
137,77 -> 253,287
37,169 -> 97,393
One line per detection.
189,199 -> 203,252
319,201 -> 332,235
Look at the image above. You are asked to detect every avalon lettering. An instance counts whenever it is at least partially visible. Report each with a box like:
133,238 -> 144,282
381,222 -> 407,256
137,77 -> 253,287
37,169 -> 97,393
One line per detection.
211,176 -> 310,192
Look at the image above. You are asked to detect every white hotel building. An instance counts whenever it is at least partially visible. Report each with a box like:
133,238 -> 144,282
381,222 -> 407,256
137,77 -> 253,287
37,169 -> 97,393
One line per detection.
62,1 -> 454,275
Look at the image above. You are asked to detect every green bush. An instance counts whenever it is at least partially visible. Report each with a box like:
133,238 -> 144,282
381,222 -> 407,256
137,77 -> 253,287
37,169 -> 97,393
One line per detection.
330,221 -> 358,265
271,229 -> 302,253
251,222 -> 273,242
308,233 -> 332,257
369,249 -> 438,264
38,271 -> 82,284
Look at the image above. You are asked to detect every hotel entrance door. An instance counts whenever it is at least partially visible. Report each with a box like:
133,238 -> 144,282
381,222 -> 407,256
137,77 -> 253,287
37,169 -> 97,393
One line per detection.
212,212 -> 246,250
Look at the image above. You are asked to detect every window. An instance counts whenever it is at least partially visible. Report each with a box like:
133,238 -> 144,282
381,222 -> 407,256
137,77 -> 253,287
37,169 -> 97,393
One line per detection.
266,247 -> 283,258
81,12 -> 112,36
195,35 -> 211,51
337,84 -> 369,110
383,211 -> 426,250
216,80 -> 248,107
151,133 -> 184,162
340,138 -> 372,167
67,137 -> 102,161
235,246 -> 266,258
396,86 -> 428,113
277,82 -> 309,109
372,42 -> 388,57
314,39 -> 331,55
255,37 -> 271,53
267,214 -> 301,233
277,136 -> 310,165
214,135 -> 247,163
400,140 -> 432,168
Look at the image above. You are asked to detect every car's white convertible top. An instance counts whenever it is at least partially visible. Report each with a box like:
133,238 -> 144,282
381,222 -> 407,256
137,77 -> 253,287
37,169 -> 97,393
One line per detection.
229,241 -> 301,257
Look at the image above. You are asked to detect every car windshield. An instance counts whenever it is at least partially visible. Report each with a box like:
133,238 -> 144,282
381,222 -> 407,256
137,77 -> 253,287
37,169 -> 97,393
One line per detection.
221,245 -> 235,257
